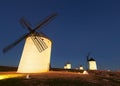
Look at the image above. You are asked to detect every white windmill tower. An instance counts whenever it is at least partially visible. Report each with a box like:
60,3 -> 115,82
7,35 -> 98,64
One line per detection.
3,13 -> 57,73
88,58 -> 97,70
87,53 -> 97,70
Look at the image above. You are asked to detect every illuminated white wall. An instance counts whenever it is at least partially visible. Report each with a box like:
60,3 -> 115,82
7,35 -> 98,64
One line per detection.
88,61 -> 97,70
17,35 -> 52,73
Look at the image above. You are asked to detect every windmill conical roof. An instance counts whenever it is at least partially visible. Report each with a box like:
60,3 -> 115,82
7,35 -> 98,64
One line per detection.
29,32 -> 52,41
88,58 -> 96,61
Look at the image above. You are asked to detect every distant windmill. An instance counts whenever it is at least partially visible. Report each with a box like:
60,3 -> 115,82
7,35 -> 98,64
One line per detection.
3,13 -> 57,73
88,58 -> 97,70
86,52 -> 97,70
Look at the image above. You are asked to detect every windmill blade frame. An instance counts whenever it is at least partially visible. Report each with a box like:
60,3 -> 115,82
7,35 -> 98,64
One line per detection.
3,33 -> 28,53
20,13 -> 57,33
20,17 -> 32,31
3,13 -> 57,53
33,13 -> 57,32
30,33 -> 48,53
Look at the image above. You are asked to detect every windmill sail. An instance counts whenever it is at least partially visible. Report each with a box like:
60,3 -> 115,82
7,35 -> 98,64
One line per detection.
31,34 -> 48,53
3,13 -> 57,53
3,33 -> 28,53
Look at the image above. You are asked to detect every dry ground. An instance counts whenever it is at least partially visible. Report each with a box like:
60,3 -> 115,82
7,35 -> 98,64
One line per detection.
0,70 -> 120,86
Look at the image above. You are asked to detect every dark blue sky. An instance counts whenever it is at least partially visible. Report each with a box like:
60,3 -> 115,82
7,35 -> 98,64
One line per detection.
0,0 -> 120,70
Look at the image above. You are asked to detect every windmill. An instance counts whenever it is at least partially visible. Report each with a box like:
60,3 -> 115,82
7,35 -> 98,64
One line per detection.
3,13 -> 57,73
86,53 -> 97,70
